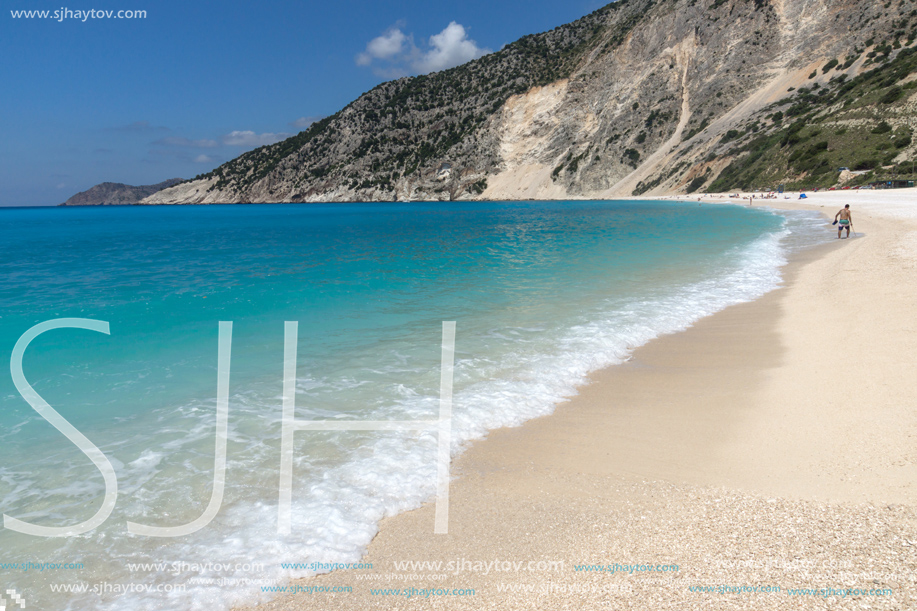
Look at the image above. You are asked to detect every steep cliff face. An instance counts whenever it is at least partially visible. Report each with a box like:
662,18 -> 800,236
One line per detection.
144,0 -> 917,204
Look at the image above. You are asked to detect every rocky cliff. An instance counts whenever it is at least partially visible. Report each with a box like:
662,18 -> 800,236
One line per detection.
61,178 -> 183,206
144,0 -> 917,204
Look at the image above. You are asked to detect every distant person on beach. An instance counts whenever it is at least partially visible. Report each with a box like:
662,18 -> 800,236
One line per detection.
834,204 -> 852,239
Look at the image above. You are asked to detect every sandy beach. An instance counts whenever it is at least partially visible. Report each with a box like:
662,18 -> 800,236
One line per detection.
240,189 -> 917,610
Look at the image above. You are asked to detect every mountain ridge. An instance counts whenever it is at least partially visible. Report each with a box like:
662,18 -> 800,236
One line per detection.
143,0 -> 917,204
61,178 -> 183,206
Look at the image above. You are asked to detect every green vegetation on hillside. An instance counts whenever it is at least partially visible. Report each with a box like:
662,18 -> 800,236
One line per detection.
196,0 -> 656,198
709,45 -> 917,192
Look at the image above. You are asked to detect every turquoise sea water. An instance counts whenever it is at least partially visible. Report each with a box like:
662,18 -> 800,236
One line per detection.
0,201 -> 826,609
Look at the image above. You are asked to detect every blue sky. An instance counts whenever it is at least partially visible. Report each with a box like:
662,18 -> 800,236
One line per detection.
1,0 -> 604,206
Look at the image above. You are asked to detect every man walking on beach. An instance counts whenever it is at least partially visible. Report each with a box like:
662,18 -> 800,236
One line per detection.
834,204 -> 852,238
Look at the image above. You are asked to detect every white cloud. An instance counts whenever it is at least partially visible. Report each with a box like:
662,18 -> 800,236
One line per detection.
357,28 -> 407,65
221,130 -> 291,147
412,22 -> 489,73
194,154 -> 216,163
356,22 -> 489,75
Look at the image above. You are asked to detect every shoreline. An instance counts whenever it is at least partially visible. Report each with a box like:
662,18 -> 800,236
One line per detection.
4,185 -> 910,208
240,191 -> 917,610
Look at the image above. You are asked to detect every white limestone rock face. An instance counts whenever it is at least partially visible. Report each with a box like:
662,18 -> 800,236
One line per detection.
145,0 -> 908,203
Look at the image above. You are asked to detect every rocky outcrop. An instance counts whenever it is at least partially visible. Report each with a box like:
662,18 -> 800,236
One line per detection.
61,178 -> 183,206
144,0 -> 916,204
